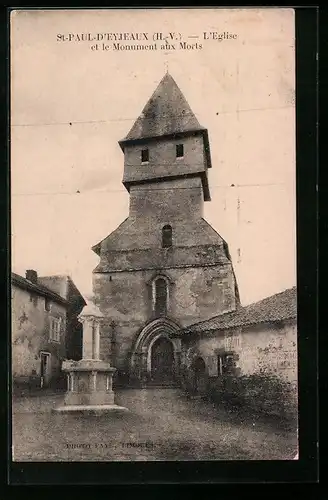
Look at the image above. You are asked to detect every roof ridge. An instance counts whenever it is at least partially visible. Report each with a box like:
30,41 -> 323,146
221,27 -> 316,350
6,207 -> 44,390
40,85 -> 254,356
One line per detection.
38,274 -> 68,277
244,286 -> 297,308
11,272 -> 68,304
38,274 -> 69,281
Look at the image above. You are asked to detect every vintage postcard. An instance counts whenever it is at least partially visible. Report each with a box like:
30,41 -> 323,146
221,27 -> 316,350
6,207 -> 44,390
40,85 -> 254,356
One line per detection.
11,7 -> 298,463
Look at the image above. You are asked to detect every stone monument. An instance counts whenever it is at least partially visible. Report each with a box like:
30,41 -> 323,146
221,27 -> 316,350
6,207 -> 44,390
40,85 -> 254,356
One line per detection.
54,301 -> 128,414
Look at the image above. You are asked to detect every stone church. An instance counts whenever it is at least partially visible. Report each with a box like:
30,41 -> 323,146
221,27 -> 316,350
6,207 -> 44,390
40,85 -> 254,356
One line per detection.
92,73 -> 240,386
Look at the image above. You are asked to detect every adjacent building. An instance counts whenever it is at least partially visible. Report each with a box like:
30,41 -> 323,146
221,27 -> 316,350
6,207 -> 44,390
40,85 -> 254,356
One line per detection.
37,275 -> 86,361
11,270 -> 86,390
179,287 -> 297,395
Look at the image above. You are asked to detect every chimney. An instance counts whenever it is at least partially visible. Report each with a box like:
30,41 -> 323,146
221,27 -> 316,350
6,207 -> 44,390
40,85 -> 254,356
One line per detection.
26,269 -> 38,284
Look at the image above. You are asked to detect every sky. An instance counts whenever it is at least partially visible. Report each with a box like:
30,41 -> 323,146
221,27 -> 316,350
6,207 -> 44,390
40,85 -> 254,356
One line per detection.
10,8 -> 296,305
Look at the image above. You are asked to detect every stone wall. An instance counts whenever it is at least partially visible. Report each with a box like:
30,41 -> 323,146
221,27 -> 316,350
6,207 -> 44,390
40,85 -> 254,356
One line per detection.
95,177 -> 219,256
184,318 -> 297,383
129,177 -> 204,222
93,263 -> 238,373
180,318 -> 298,418
12,285 -> 67,387
37,276 -> 68,299
123,135 -> 207,185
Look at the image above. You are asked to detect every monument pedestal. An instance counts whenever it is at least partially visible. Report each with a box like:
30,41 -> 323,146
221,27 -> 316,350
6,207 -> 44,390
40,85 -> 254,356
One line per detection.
54,303 -> 128,415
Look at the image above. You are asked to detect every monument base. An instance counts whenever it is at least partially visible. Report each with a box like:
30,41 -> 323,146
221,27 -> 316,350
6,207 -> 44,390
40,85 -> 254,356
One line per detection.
53,404 -> 129,415
54,359 -> 129,415
63,389 -> 115,406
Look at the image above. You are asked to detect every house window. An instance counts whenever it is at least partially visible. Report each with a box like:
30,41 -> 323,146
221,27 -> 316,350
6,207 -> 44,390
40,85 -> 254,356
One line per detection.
141,148 -> 149,163
176,144 -> 184,158
44,298 -> 51,312
155,278 -> 168,317
162,225 -> 172,248
218,353 -> 234,375
49,317 -> 61,342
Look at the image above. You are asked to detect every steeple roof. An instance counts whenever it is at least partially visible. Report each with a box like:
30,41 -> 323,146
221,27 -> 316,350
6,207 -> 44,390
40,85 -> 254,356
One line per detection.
120,73 -> 206,144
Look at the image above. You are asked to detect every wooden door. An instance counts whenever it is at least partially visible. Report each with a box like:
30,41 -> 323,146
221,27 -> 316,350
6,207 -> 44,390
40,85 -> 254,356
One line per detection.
151,337 -> 174,384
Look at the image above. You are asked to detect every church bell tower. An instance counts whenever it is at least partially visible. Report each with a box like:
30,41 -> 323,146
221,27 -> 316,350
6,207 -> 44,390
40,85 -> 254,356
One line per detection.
119,73 -> 212,221
92,73 -> 239,386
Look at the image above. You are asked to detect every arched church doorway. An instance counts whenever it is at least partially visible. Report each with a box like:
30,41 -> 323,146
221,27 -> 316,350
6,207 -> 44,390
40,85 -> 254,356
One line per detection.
150,337 -> 175,385
193,357 -> 207,394
130,318 -> 181,386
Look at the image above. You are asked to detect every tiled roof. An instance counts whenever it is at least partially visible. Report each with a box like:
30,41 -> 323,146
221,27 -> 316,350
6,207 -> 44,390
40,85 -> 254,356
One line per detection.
11,272 -> 68,305
182,286 -> 297,334
120,73 -> 206,143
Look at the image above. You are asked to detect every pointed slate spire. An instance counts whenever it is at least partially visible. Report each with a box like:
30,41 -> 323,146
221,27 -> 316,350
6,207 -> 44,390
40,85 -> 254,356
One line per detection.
120,73 -> 206,144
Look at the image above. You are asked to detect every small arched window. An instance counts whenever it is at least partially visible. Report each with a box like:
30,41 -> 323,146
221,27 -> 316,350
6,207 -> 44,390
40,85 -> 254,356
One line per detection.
154,278 -> 168,317
162,225 -> 172,248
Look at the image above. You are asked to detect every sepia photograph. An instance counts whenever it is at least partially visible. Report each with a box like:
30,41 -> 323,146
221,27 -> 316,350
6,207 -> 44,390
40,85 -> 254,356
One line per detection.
11,7 -> 298,462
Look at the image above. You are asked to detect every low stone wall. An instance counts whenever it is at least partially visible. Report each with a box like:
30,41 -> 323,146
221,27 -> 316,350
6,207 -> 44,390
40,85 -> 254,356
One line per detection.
181,370 -> 298,422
